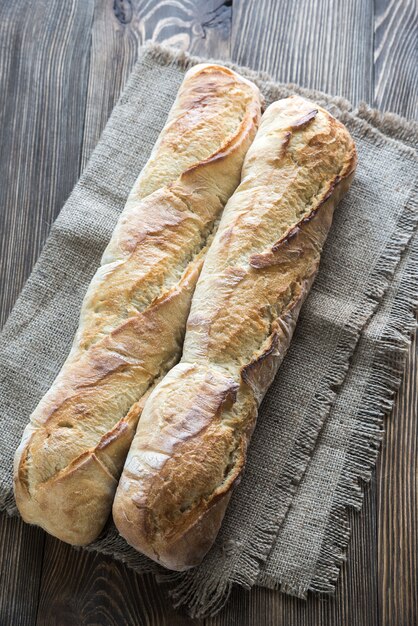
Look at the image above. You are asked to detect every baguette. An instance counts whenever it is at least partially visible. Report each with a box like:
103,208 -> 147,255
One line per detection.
13,64 -> 261,545
113,95 -> 357,571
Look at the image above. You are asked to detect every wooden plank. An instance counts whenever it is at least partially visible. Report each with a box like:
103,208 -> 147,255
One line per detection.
0,513 -> 44,626
377,337 -> 418,626
36,536 -> 201,626
0,0 -> 95,327
205,491 -> 378,626
119,0 -> 232,58
374,0 -> 418,118
337,492 -> 379,626
81,0 -> 232,168
231,0 -> 374,105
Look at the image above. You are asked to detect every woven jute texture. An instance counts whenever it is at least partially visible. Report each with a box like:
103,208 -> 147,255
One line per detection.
1,44 -> 417,617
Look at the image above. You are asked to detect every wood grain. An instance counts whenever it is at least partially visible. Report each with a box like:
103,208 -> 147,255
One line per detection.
231,0 -> 374,105
374,0 -> 418,118
0,0 -> 94,328
0,514 -> 44,626
0,3 -> 92,621
377,337 -> 418,626
81,0 -> 231,168
0,1 -> 417,625
207,494 -> 379,626
37,536 -> 200,626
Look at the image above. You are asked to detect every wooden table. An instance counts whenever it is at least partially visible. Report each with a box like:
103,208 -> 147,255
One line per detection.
1,2 -> 417,624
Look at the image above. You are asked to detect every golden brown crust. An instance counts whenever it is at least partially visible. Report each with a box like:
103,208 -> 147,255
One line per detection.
113,95 -> 357,570
13,64 -> 261,545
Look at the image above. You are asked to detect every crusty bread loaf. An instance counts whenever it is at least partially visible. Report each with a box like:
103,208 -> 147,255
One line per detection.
113,95 -> 357,571
13,64 -> 261,545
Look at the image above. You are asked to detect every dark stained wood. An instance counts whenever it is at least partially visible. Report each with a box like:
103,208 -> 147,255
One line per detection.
377,336 -> 418,626
1,1 -> 417,625
231,0 -> 374,105
206,492 -> 379,626
120,0 -> 232,58
374,0 -> 418,118
0,2 -> 93,623
36,536 -> 200,626
0,0 -> 95,328
0,514 -> 44,626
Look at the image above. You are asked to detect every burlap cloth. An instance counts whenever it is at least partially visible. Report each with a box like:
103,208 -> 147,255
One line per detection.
1,44 -> 417,617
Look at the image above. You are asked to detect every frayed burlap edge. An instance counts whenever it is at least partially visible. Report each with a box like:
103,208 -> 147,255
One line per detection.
307,230 -> 418,596
258,227 -> 418,598
356,102 -> 418,150
157,178 -> 418,619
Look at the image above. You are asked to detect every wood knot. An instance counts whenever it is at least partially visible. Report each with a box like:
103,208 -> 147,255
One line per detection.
113,0 -> 133,25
